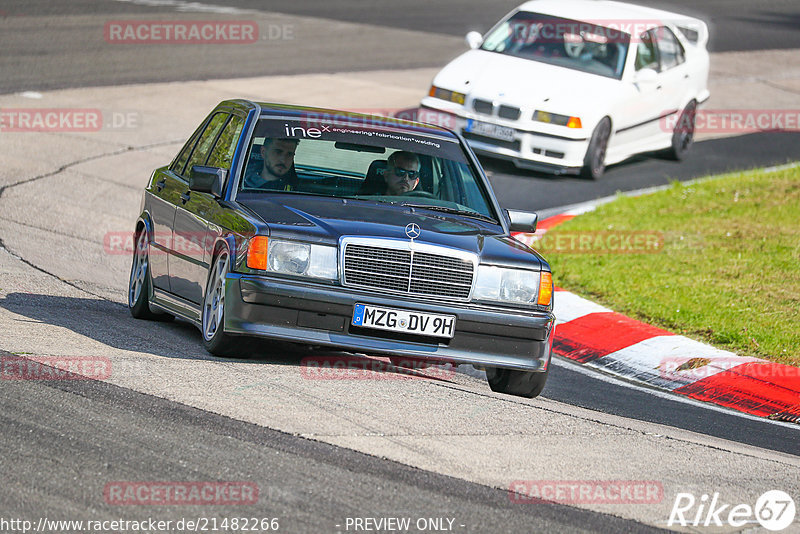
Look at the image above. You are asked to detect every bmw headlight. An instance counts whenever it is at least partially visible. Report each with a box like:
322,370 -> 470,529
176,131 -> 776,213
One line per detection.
473,265 -> 552,307
533,110 -> 582,129
428,85 -> 466,105
247,237 -> 338,279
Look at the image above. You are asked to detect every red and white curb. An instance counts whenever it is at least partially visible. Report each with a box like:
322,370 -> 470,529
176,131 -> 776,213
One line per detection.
513,206 -> 800,423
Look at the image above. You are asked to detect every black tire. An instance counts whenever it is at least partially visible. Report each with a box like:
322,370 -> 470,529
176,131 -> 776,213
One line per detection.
581,117 -> 612,179
128,229 -> 171,320
668,100 -> 697,160
486,365 -> 549,398
201,249 -> 240,357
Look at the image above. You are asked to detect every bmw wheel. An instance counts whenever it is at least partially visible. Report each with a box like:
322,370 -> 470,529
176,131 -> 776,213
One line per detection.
668,100 -> 697,160
581,117 -> 611,179
202,249 -> 239,356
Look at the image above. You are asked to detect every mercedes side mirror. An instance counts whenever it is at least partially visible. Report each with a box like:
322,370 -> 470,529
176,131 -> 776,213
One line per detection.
506,209 -> 538,233
189,165 -> 226,199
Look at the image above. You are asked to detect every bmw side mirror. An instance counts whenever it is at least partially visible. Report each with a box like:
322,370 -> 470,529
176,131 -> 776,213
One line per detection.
465,31 -> 483,50
189,165 -> 226,198
506,209 -> 538,233
634,68 -> 658,84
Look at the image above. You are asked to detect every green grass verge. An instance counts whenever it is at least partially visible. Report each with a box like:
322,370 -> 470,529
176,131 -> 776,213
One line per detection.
542,165 -> 800,367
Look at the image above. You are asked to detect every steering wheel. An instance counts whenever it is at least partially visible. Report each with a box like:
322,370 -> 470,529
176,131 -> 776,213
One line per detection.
403,190 -> 436,198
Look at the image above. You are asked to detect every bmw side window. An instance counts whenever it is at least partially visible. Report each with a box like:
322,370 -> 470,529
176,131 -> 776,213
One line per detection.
182,113 -> 229,177
206,116 -> 244,170
656,27 -> 685,70
635,31 -> 659,71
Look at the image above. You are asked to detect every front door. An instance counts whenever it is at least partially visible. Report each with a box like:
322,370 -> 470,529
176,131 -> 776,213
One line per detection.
171,113 -> 244,303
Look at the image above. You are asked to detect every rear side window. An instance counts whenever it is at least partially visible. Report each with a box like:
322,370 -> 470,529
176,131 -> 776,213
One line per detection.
182,113 -> 228,177
207,116 -> 245,170
657,27 -> 686,70
171,130 -> 201,175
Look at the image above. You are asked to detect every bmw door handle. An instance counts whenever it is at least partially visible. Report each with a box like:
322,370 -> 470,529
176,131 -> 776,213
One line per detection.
180,191 -> 191,204
156,179 -> 166,192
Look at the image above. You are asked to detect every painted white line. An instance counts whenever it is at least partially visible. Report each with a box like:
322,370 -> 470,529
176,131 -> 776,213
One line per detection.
538,160 -> 800,221
553,291 -> 612,324
762,161 -> 800,173
552,356 -> 800,429
112,0 -> 255,15
588,335 -> 763,391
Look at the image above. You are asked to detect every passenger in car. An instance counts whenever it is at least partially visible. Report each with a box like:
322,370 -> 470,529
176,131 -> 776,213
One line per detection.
243,138 -> 299,191
383,151 -> 421,196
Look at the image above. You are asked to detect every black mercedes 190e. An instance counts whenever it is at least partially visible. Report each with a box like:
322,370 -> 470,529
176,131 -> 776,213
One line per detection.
129,100 -> 555,397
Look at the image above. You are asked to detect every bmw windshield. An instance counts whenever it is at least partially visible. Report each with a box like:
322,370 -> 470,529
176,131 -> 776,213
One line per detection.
480,12 -> 631,79
236,115 -> 498,221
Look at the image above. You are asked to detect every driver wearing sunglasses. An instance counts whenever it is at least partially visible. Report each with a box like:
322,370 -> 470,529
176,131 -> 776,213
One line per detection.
383,151 -> 421,196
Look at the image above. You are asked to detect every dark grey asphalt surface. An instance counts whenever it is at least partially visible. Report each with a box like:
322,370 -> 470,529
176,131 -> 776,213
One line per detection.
485,131 -> 800,213
546,360 -> 800,456
203,0 -> 800,52
1,2 -> 798,532
2,0 -> 800,93
1,351 -> 668,533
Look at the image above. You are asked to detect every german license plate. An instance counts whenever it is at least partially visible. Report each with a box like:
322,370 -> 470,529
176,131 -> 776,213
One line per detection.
352,304 -> 456,338
465,119 -> 515,142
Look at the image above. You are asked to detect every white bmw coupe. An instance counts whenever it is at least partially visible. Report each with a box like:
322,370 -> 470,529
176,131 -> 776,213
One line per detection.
420,0 -> 710,178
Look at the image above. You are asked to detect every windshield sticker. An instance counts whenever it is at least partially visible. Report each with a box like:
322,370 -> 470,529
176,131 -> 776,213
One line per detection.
255,119 -> 463,160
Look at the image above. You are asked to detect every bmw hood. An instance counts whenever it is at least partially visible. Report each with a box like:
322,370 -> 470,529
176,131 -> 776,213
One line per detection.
433,49 -> 621,116
237,194 -> 546,269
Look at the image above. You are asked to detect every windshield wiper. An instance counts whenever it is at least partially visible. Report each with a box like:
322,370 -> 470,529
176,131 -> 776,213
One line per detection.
400,203 -> 498,224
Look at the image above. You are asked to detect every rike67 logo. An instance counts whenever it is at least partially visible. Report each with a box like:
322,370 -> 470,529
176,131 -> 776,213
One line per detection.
668,490 -> 796,531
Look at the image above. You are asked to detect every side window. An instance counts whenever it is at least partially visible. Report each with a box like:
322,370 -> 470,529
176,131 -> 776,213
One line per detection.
171,130 -> 201,174
635,30 -> 659,71
656,27 -> 685,70
207,116 -> 245,170
182,113 -> 228,177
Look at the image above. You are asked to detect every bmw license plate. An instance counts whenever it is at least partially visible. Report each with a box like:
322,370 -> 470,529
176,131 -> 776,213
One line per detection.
352,304 -> 456,339
465,119 -> 515,142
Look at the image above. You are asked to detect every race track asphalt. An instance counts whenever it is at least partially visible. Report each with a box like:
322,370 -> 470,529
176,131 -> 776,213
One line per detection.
1,2 -> 798,532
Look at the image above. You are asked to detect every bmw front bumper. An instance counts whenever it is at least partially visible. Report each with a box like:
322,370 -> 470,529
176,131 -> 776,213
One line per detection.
420,100 -> 589,174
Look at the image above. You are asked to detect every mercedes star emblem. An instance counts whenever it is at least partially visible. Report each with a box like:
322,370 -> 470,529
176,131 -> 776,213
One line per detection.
405,223 -> 421,240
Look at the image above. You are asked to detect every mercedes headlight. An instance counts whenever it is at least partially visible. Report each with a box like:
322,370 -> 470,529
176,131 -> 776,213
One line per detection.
247,237 -> 338,279
473,265 -> 552,306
